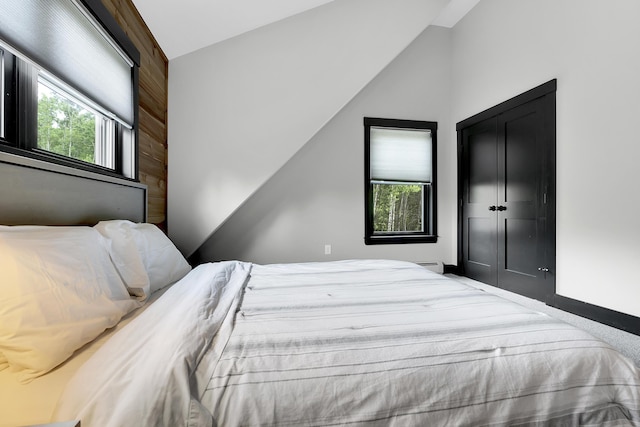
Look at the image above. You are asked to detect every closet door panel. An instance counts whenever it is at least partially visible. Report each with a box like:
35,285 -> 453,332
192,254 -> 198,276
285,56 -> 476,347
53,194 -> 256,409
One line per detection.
461,118 -> 498,286
503,218 -> 537,275
497,100 -> 547,301
468,129 -> 497,204
467,218 -> 494,266
504,110 -> 538,203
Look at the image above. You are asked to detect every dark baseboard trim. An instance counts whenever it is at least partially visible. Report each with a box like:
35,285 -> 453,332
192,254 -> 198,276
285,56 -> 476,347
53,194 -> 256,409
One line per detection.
443,264 -> 462,275
550,294 -> 640,336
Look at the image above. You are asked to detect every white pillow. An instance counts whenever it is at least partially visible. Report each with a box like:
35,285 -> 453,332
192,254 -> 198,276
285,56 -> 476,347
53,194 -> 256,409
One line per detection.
94,222 -> 151,299
95,221 -> 191,296
0,226 -> 140,383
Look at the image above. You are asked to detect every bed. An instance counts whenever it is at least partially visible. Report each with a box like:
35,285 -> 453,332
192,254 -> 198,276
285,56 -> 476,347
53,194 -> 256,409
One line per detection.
1,220 -> 640,426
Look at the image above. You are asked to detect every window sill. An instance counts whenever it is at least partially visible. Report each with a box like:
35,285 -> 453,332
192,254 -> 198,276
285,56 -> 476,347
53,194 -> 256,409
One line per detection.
0,149 -> 143,189
365,234 -> 438,245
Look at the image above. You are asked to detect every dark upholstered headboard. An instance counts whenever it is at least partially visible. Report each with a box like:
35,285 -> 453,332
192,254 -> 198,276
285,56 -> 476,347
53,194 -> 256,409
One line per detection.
0,152 -> 147,226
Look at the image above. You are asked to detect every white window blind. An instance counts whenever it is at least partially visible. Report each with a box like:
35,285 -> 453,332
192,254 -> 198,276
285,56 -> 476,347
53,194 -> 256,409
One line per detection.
0,0 -> 134,126
370,127 -> 432,183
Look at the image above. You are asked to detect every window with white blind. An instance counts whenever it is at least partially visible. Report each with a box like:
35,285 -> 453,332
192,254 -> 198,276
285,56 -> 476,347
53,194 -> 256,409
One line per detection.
0,0 -> 139,179
364,117 -> 437,245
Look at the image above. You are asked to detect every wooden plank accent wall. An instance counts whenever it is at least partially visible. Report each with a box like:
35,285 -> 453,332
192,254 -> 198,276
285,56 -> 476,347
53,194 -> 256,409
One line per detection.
101,0 -> 169,228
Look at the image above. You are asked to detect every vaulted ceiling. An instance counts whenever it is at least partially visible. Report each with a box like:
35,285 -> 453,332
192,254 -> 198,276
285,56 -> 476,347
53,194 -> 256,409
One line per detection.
131,0 -> 480,60
131,0 -> 337,59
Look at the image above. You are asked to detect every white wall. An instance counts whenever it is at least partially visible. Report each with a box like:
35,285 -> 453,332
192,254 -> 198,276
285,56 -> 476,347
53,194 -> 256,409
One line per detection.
195,26 -> 454,264
170,0 -> 640,319
451,0 -> 640,316
168,0 -> 449,256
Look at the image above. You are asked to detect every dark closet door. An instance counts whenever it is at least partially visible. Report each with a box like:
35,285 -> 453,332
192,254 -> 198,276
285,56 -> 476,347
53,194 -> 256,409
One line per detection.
496,98 -> 551,301
458,80 -> 556,303
461,117 -> 498,286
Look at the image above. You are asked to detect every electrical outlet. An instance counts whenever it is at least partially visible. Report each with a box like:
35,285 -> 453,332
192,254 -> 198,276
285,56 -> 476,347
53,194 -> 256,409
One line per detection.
324,244 -> 332,255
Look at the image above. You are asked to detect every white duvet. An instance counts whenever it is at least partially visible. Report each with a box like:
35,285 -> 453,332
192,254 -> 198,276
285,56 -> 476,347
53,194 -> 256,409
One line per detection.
55,261 -> 251,426
55,260 -> 640,426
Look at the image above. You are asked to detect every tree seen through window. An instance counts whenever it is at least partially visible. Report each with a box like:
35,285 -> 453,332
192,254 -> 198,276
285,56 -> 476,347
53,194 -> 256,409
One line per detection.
372,183 -> 423,233
37,83 -> 96,164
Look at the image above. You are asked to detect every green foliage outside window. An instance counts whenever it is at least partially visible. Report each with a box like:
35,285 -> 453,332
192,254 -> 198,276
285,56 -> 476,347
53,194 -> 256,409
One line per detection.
372,184 -> 423,233
37,88 -> 96,164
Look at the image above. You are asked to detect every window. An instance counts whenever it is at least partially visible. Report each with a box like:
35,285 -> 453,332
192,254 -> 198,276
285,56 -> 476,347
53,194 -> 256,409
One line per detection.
364,117 -> 437,245
38,74 -> 116,168
0,0 -> 140,180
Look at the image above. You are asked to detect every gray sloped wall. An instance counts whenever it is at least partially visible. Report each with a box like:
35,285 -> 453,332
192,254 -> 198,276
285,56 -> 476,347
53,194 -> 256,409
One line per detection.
192,26 -> 455,265
167,0 -> 450,256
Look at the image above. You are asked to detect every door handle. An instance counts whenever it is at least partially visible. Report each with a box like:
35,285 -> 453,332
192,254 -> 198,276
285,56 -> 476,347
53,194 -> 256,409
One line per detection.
538,267 -> 550,278
489,205 -> 497,211
497,205 -> 507,211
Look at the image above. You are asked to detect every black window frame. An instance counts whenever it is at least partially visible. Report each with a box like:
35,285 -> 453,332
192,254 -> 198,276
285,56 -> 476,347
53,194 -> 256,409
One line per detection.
364,117 -> 438,245
1,47 -> 17,143
0,0 -> 140,181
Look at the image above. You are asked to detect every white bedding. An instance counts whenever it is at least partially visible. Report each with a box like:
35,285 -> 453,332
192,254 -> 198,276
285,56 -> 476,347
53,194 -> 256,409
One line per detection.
53,260 -> 640,426
0,285 -> 169,427
55,261 -> 251,426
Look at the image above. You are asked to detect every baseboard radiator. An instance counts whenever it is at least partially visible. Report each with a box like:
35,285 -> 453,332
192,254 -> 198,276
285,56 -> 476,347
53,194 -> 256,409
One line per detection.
415,261 -> 444,274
